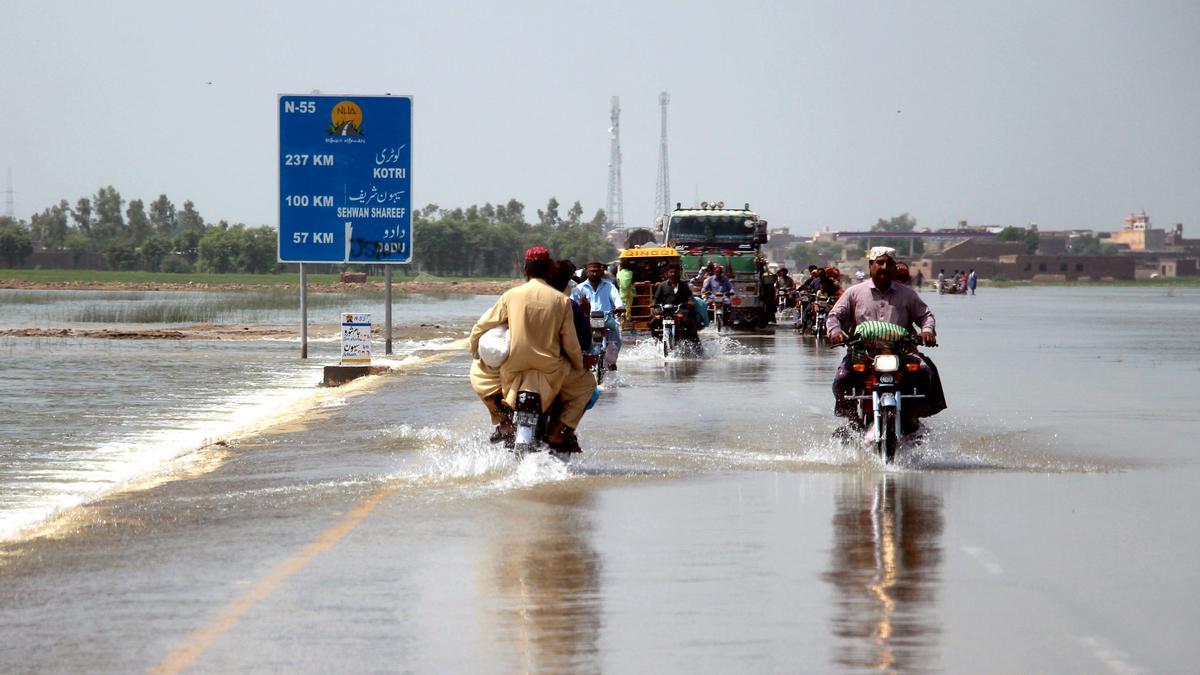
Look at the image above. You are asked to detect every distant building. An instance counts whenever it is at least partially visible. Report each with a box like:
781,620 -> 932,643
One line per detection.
1109,211 -> 1166,251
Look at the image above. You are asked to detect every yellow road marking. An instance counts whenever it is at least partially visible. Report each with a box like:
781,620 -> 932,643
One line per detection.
149,485 -> 398,675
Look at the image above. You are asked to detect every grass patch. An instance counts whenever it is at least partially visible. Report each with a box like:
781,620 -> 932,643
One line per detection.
54,290 -> 350,324
0,290 -> 150,304
0,269 -> 341,286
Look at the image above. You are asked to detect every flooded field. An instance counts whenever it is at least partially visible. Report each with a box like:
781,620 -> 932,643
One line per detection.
1,286 -> 1198,672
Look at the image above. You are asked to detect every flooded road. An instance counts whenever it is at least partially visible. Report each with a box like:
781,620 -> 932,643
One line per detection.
1,286 -> 1198,672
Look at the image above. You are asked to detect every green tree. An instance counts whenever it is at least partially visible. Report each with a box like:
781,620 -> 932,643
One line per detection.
496,199 -> 527,229
197,226 -> 236,273
786,239 -> 855,268
91,185 -> 126,249
149,194 -> 177,236
588,208 -> 607,234
869,213 -> 923,255
238,226 -> 280,273
93,186 -> 124,225
0,219 -> 33,267
30,201 -> 70,250
177,200 -> 205,233
537,197 -> 560,230
139,236 -> 173,272
64,232 -> 92,266
565,200 -> 584,227
126,199 -> 152,245
73,197 -> 93,240
173,230 -> 201,263
103,241 -> 140,270
996,225 -> 1038,254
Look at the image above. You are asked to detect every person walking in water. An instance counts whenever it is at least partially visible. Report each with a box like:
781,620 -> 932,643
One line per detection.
968,269 -> 977,296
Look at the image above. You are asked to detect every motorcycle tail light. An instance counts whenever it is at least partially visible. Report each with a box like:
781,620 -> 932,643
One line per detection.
905,362 -> 921,372
851,363 -> 867,373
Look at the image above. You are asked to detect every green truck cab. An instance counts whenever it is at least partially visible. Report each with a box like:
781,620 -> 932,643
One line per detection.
661,202 -> 771,328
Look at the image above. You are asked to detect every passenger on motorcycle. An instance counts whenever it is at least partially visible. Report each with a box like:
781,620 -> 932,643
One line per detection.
828,247 -> 944,433
571,261 -> 626,371
701,264 -> 734,298
821,267 -> 842,298
691,260 -> 718,289
653,263 -> 700,340
469,247 -> 592,450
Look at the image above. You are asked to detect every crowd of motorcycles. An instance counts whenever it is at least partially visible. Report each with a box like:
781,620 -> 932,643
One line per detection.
509,284 -> 936,466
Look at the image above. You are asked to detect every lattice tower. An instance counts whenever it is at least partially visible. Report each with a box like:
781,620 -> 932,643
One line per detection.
654,91 -> 671,224
605,96 -> 624,229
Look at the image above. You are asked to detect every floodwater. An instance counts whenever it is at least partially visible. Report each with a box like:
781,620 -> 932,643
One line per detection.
1,286 -> 1198,673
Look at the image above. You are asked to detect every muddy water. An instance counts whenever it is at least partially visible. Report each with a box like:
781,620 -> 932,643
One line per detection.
0,286 -> 1198,673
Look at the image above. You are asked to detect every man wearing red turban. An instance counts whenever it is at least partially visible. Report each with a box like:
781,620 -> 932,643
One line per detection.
469,247 -> 591,449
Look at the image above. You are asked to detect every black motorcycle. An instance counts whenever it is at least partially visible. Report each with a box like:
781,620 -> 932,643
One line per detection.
508,390 -> 581,460
652,303 -> 700,357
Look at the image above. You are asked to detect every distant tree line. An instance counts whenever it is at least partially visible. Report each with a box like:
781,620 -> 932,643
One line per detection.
412,197 -> 617,277
0,186 -> 280,273
0,189 -> 618,277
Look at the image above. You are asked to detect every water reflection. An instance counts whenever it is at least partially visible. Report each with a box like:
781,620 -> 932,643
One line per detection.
824,475 -> 944,671
482,486 -> 602,672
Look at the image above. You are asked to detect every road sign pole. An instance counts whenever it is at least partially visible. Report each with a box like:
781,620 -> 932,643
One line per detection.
300,263 -> 308,359
385,266 -> 393,355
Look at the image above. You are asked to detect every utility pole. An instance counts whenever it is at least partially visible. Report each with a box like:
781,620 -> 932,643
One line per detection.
605,96 -> 624,230
654,91 -> 671,224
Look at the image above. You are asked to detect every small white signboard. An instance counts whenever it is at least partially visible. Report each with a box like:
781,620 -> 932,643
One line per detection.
340,313 -> 372,365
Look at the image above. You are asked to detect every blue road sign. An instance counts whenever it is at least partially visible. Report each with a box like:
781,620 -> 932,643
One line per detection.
278,95 -> 412,263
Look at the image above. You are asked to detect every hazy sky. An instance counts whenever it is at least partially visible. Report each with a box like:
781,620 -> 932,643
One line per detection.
3,1 -> 1198,234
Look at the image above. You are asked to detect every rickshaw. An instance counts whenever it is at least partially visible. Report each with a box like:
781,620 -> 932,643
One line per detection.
615,246 -> 681,332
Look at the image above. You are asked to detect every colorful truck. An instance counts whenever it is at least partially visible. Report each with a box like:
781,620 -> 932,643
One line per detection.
662,203 -> 770,328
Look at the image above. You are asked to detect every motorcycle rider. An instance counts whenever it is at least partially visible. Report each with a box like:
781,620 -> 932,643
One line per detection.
828,247 -> 944,433
702,264 -> 734,297
571,261 -> 625,371
470,247 -> 591,449
821,267 -> 842,298
653,262 -> 699,340
691,260 -> 718,289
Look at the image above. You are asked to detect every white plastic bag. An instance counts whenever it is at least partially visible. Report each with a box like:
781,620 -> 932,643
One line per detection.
478,324 -> 510,368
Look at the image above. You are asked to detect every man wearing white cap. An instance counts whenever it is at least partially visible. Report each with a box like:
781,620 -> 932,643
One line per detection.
827,246 -> 944,430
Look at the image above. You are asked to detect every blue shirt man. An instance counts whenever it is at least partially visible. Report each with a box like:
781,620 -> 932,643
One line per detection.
571,262 -> 625,370
702,270 -> 734,297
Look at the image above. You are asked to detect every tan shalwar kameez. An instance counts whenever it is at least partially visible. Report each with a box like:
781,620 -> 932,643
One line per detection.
469,279 -> 593,427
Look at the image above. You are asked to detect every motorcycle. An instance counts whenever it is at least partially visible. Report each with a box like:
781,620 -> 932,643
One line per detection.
509,390 -> 581,460
704,292 -> 727,333
813,292 -> 832,341
652,303 -> 701,357
833,327 -> 930,463
775,287 -> 796,323
793,291 -> 814,333
589,310 -> 611,385
655,303 -> 679,356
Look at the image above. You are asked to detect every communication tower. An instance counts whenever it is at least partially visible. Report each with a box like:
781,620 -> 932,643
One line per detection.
4,167 -> 13,219
605,96 -> 624,229
654,91 -> 671,224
